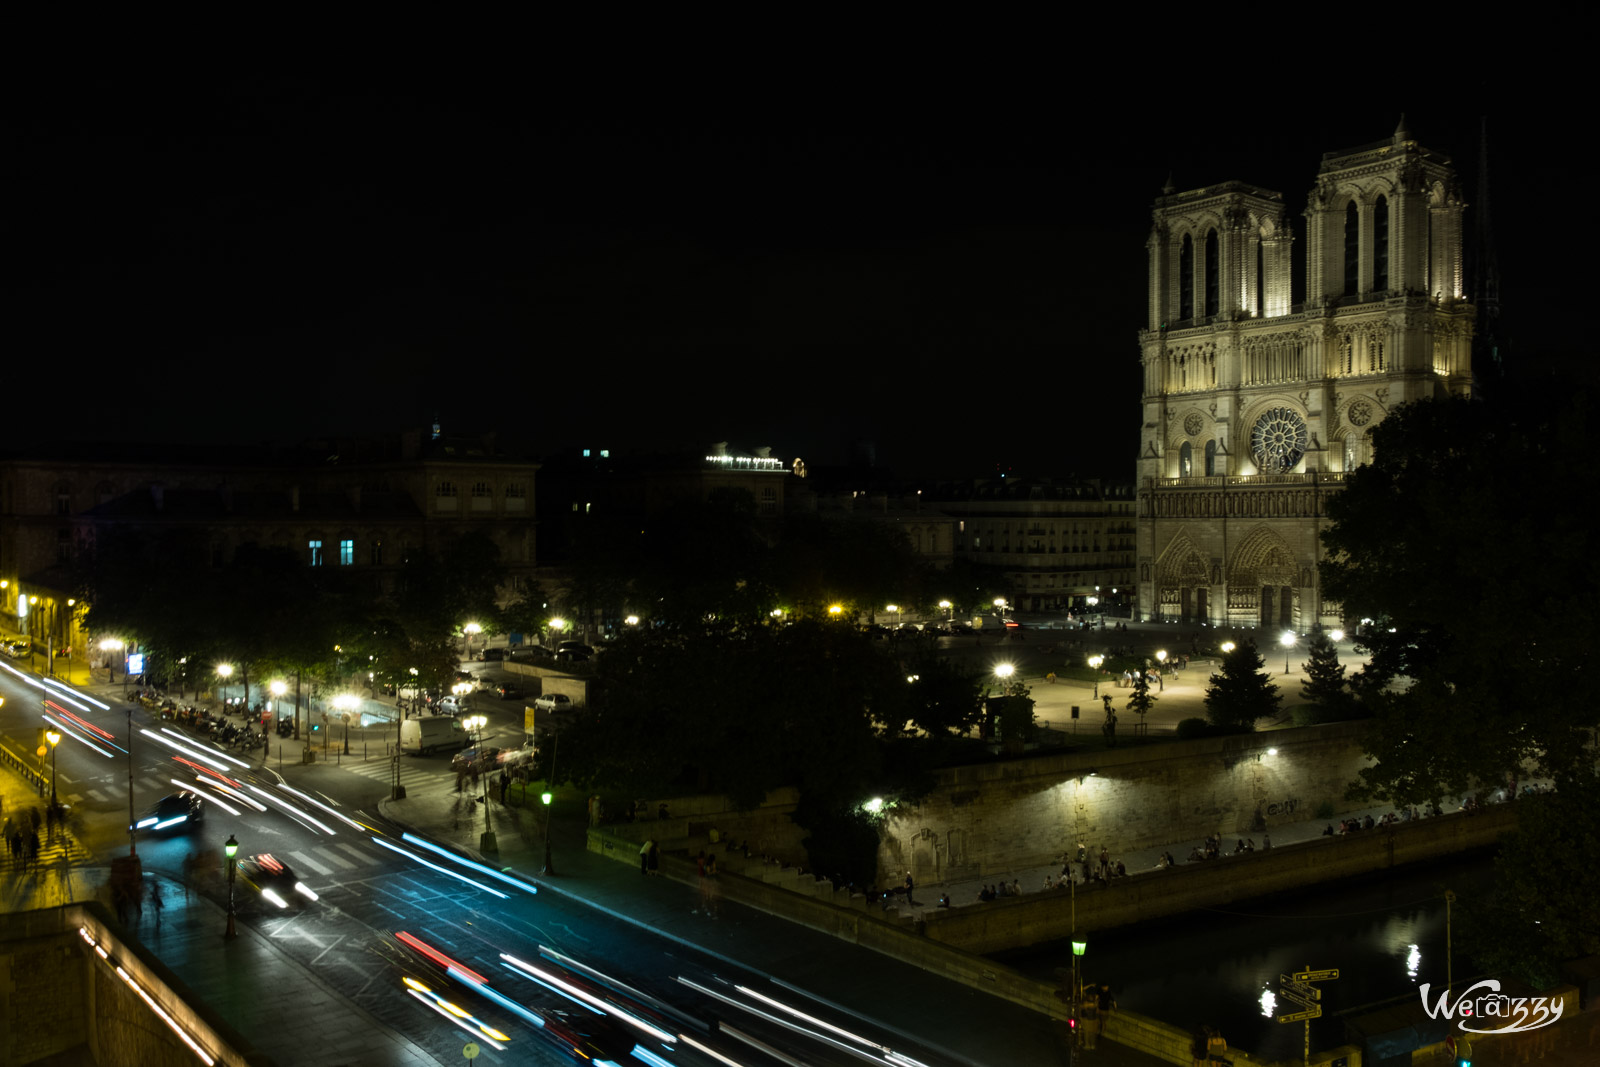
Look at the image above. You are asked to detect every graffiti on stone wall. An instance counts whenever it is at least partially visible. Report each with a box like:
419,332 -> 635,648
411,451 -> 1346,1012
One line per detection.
1264,797 -> 1300,818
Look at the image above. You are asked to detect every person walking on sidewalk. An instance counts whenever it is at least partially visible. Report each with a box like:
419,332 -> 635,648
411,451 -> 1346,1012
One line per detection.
149,881 -> 165,930
640,838 -> 655,876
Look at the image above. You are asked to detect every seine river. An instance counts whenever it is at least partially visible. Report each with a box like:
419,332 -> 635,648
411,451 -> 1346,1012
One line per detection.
1000,850 -> 1496,1061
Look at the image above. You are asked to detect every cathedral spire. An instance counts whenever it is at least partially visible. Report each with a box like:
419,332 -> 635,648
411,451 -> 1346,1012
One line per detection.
1394,113 -> 1411,141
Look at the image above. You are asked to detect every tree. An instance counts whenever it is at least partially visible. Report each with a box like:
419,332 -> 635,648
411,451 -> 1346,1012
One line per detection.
1458,779 -> 1600,989
1203,640 -> 1280,731
1320,384 -> 1600,803
1298,631 -> 1353,718
1125,666 -> 1157,730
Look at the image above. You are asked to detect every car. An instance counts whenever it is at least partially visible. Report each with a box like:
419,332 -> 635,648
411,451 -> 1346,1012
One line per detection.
533,693 -> 574,714
476,647 -> 505,662
4,639 -> 31,658
496,683 -> 521,700
555,641 -> 593,656
553,648 -> 590,664
537,1007 -> 647,1065
237,853 -> 319,909
437,695 -> 466,713
451,746 -> 503,774
132,791 -> 204,834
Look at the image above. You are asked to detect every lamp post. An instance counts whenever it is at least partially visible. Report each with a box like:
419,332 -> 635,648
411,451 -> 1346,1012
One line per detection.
541,728 -> 559,876
463,714 -> 496,854
100,638 -> 124,684
1279,630 -> 1296,675
216,663 -> 234,709
46,729 -> 61,809
334,693 -> 357,757
1155,649 -> 1167,691
1088,655 -> 1104,699
939,599 -> 953,624
1221,641 -> 1236,656
462,621 -> 482,662
224,834 -> 239,939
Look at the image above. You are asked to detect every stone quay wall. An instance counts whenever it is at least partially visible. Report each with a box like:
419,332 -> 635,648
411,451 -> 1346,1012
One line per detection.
876,721 -> 1373,886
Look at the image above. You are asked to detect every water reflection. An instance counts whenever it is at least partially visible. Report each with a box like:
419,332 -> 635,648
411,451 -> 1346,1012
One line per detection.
1002,852 -> 1493,1061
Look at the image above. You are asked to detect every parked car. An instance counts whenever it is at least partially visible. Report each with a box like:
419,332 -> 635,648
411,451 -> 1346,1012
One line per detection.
555,641 -> 593,656
496,684 -> 521,700
237,853 -> 319,909
132,791 -> 204,835
477,647 -> 505,662
533,693 -> 574,714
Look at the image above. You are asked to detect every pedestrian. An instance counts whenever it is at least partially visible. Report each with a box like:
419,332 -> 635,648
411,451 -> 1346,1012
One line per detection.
498,772 -> 509,805
7,829 -> 19,867
904,872 -> 917,906
455,771 -> 465,794
648,840 -> 660,875
640,838 -> 654,876
25,830 -> 40,871
1095,983 -> 1116,1045
149,881 -> 165,929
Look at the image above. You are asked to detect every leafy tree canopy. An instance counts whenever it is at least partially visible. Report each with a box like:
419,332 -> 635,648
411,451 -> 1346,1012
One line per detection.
1321,385 -> 1600,802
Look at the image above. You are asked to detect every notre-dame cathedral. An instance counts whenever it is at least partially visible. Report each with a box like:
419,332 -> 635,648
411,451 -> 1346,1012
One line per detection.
1136,119 -> 1475,629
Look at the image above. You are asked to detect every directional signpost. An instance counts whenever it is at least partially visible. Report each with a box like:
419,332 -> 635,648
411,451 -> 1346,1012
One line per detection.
1277,966 -> 1339,1067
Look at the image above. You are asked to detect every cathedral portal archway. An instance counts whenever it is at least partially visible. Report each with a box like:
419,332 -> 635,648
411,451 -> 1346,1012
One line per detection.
1153,530 -> 1211,623
1226,526 -> 1301,630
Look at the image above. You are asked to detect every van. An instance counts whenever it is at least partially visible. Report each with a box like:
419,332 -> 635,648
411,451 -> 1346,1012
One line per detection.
400,715 -> 469,756
478,647 -> 505,662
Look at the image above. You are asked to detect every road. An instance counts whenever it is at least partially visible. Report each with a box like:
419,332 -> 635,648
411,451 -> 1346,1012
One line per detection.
1,657 -> 997,1067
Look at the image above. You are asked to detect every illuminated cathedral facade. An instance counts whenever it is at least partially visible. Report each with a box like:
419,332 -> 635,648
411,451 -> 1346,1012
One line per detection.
1135,120 -> 1475,629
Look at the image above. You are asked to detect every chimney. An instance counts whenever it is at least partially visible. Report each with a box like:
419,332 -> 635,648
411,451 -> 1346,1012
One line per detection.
290,485 -> 300,513
151,483 -> 165,512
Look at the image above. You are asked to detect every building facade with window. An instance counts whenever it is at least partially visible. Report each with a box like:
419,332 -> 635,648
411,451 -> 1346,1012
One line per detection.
0,430 -> 540,645
937,478 -> 1136,614
1136,121 -> 1474,628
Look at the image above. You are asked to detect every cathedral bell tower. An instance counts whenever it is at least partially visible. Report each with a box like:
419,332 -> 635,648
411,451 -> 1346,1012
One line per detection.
1135,120 -> 1474,630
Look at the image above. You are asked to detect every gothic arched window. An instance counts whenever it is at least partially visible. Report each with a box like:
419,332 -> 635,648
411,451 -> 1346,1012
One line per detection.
1180,234 -> 1194,320
1204,440 -> 1217,476
1179,442 -> 1192,478
1343,201 -> 1360,297
1205,229 -> 1219,317
1373,194 -> 1389,293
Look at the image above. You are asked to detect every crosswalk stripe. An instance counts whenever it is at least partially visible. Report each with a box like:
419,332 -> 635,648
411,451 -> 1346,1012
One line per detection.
334,842 -> 372,863
287,850 -> 332,876
318,849 -> 358,871
87,789 -> 109,802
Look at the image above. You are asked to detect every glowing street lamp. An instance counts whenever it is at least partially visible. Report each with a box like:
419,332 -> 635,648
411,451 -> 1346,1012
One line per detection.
224,834 -> 239,939
99,637 -> 125,683
1088,654 -> 1104,698
333,693 -> 359,755
46,729 -> 62,808
1155,649 -> 1167,691
1330,629 -> 1345,643
462,621 -> 482,661
938,600 -> 953,622
1279,630 -> 1296,674
1221,641 -> 1236,655
216,663 -> 234,708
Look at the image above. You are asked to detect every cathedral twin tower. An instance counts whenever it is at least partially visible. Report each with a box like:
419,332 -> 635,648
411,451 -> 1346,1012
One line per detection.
1135,119 -> 1475,629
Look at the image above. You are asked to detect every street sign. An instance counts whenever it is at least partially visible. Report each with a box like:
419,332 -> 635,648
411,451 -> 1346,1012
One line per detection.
1278,977 -> 1320,1000
1293,968 -> 1339,981
1279,988 -> 1318,1009
1276,1007 -> 1322,1023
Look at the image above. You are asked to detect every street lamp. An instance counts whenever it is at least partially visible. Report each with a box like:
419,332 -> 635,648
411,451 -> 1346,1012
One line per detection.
100,638 -> 125,684
1088,655 -> 1104,699
462,714 -> 496,854
1330,629 -> 1345,643
334,693 -> 358,756
224,834 -> 239,939
1155,649 -> 1167,691
1279,630 -> 1296,675
216,663 -> 234,708
939,599 -> 953,623
1221,641 -> 1236,655
462,621 -> 482,661
46,729 -> 61,808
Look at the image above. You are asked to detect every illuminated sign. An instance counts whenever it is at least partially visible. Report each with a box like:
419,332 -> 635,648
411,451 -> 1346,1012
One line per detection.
127,653 -> 146,674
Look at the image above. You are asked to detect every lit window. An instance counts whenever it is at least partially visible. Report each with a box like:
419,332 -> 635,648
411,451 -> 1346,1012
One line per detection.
309,540 -> 323,566
340,539 -> 354,566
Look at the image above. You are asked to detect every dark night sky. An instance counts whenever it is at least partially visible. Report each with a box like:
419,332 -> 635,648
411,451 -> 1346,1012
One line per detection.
10,73 -> 1578,482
